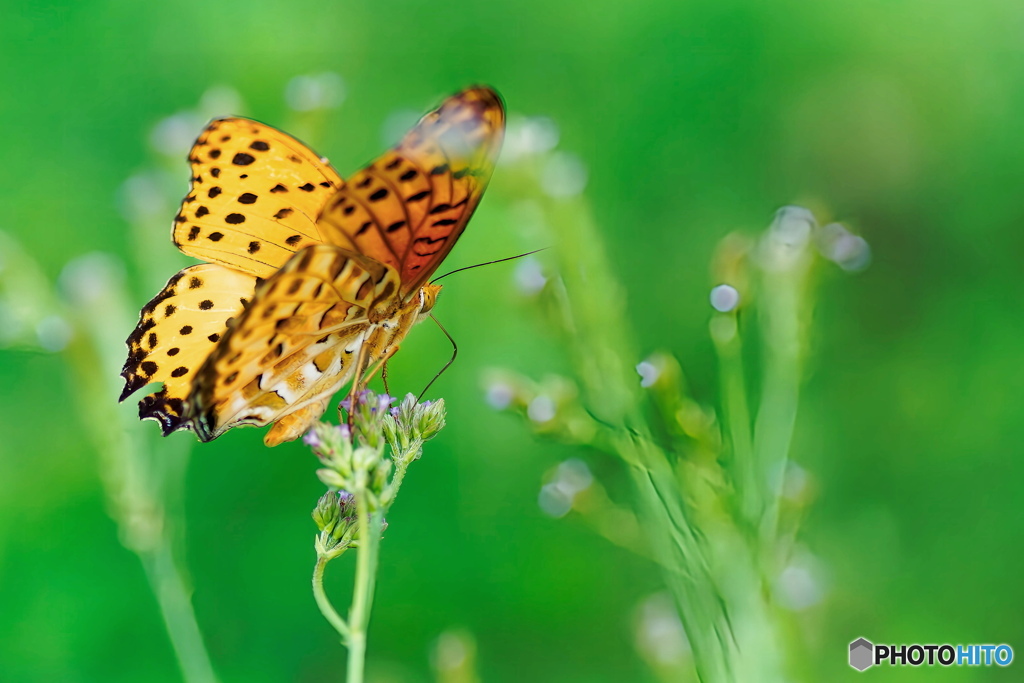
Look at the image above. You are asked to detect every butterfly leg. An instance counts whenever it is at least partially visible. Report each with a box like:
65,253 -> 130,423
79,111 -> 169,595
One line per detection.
360,345 -> 400,389
341,328 -> 391,426
342,339 -> 372,427
381,360 -> 391,397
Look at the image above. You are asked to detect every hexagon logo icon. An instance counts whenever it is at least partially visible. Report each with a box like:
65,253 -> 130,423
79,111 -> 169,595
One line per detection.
850,637 -> 874,671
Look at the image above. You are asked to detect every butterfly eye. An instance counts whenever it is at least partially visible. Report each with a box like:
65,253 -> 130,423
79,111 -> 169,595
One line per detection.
419,285 -> 441,316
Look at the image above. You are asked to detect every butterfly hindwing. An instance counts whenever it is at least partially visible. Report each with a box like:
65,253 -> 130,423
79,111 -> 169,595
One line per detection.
318,86 -> 505,297
120,264 -> 259,433
174,118 -> 343,278
185,244 -> 403,444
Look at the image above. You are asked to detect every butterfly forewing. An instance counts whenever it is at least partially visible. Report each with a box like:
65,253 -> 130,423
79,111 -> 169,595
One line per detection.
174,118 -> 343,278
123,87 -> 506,446
186,245 -> 403,444
318,86 -> 505,297
120,264 -> 258,433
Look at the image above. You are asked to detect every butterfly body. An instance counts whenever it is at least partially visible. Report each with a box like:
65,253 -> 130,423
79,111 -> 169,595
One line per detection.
121,87 -> 503,446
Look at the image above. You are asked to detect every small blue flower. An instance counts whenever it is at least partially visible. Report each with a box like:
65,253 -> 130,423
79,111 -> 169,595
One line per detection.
340,390 -> 395,413
373,394 -> 396,413
303,429 -> 322,448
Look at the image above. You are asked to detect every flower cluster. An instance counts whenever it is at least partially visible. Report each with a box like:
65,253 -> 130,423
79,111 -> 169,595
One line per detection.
382,392 -> 447,457
306,389 -> 447,525
312,490 -> 359,554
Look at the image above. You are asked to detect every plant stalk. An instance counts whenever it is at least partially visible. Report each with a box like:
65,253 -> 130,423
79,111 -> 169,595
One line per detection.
312,555 -> 350,641
346,490 -> 383,683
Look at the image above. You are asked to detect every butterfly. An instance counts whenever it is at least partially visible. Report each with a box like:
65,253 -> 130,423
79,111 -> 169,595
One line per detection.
120,86 -> 505,446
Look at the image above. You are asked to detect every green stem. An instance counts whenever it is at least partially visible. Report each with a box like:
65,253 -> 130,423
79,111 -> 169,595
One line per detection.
312,555 -> 350,641
711,312 -> 759,531
754,267 -> 807,550
383,443 -> 418,506
143,542 -> 220,683
628,448 -> 735,683
347,488 -> 383,683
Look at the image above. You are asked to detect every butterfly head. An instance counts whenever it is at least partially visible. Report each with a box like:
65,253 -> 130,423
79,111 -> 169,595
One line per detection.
418,283 -> 443,319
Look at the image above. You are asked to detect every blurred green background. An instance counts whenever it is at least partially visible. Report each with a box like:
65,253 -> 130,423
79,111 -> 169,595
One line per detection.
1,1 -> 1022,681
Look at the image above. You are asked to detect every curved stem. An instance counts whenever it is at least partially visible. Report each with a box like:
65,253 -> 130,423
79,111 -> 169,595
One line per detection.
346,489 -> 383,683
144,541 -> 220,683
312,555 -> 350,641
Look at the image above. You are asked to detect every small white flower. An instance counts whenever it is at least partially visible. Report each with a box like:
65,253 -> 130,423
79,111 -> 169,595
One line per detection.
538,482 -> 573,518
285,72 -> 345,112
514,258 -> 547,295
484,381 -> 514,410
634,593 -> 691,665
35,315 -> 72,352
818,222 -> 871,271
527,395 -> 556,423
636,360 -> 660,388
503,116 -> 560,161
541,152 -> 588,198
774,548 -> 829,611
709,284 -> 740,313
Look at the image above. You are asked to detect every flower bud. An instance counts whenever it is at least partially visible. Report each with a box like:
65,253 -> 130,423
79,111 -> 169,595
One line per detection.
415,398 -> 446,442
316,468 -> 347,489
312,491 -> 340,533
313,490 -> 361,553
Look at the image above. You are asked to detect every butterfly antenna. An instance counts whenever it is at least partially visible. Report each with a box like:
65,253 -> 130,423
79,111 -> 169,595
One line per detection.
419,315 -> 458,401
432,248 -> 548,283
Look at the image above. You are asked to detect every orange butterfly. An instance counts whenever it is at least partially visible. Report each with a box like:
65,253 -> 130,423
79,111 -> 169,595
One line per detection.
120,87 -> 505,446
